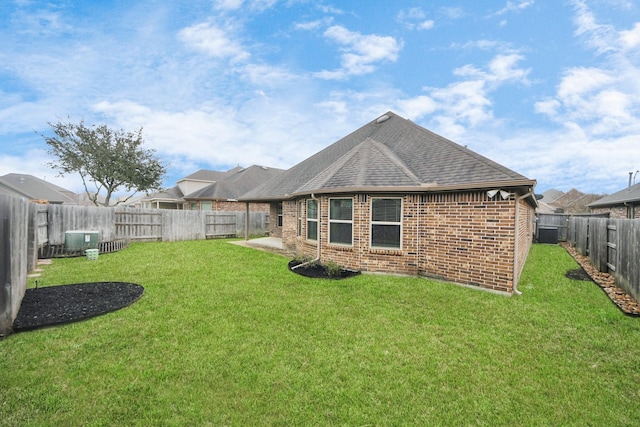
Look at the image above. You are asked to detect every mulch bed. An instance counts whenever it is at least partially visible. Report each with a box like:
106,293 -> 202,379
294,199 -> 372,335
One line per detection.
13,282 -> 144,332
288,260 -> 361,280
561,243 -> 639,316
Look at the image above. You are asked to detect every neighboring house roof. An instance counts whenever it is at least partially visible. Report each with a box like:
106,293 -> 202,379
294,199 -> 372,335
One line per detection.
541,189 -> 564,204
179,167 -> 241,183
0,173 -> 77,204
148,186 -> 185,202
185,165 -> 285,200
241,111 -> 535,201
588,182 -> 640,207
535,200 -> 557,214
138,165 -> 284,206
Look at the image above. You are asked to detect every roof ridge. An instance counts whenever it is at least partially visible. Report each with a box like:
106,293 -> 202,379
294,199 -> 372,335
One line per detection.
366,138 -> 422,184
304,140 -> 365,190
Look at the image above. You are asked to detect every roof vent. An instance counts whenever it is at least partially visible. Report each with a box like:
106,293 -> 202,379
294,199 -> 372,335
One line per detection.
261,166 -> 268,170
376,114 -> 390,124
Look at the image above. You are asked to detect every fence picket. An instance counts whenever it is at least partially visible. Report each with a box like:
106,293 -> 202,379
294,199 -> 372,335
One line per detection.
568,217 -> 640,303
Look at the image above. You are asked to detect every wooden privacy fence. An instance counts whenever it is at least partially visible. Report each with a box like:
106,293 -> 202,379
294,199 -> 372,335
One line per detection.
43,205 -> 269,245
1,195 -> 31,336
0,196 -> 269,336
567,217 -> 640,303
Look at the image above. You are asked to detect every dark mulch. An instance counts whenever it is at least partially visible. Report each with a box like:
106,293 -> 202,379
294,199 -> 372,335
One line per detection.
13,282 -> 144,332
288,260 -> 361,280
565,268 -> 593,281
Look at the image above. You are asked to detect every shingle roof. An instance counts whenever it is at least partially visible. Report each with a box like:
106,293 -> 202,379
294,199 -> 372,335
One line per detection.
588,183 -> 640,207
180,167 -> 242,182
241,111 -> 535,201
185,165 -> 285,200
147,186 -> 185,201
0,173 -> 76,204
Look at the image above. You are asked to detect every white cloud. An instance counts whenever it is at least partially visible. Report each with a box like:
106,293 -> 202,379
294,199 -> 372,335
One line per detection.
315,26 -> 402,79
620,22 -> 640,51
396,96 -> 438,120
294,17 -> 334,31
535,2 -> 640,138
571,0 -> 617,53
213,0 -> 277,11
317,5 -> 344,15
214,0 -> 244,10
493,1 -> 535,16
397,7 -> 435,31
178,22 -> 250,62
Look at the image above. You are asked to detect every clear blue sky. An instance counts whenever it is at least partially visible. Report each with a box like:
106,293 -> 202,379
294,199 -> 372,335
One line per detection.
1,0 -> 639,196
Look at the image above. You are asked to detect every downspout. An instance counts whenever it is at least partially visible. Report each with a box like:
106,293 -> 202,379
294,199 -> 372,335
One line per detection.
512,190 -> 534,295
292,193 -> 321,270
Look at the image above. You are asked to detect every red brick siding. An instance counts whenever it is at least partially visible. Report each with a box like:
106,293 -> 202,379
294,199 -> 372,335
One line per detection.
418,192 -> 516,293
514,197 -> 535,289
591,205 -> 640,219
282,192 -> 529,293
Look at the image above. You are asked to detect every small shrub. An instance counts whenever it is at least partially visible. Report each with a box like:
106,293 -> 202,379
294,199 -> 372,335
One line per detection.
325,261 -> 342,277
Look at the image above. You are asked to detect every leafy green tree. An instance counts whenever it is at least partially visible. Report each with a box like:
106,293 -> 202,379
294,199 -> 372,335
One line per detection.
43,120 -> 167,207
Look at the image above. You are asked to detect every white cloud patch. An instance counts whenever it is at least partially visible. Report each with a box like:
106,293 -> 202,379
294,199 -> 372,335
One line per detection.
397,7 -> 435,31
213,0 -> 244,10
178,22 -> 250,62
493,1 -> 535,16
620,22 -> 640,51
314,26 -> 402,80
528,1 -> 640,190
294,17 -> 334,31
396,53 -> 530,138
536,2 -> 640,138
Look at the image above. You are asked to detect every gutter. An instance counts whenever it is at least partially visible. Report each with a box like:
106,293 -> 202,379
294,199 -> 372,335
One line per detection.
239,179 -> 537,203
292,193 -> 321,270
512,189 -> 535,295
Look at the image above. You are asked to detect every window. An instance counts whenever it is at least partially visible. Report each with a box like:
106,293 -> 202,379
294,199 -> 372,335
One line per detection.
306,199 -> 318,241
190,202 -> 197,210
276,202 -> 283,227
201,201 -> 212,211
329,198 -> 353,245
371,198 -> 402,249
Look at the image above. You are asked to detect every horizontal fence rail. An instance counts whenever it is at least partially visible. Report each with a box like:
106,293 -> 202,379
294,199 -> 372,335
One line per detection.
568,216 -> 640,303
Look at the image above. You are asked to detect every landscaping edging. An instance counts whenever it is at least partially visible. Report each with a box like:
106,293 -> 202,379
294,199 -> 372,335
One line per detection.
561,243 -> 639,316
288,260 -> 361,280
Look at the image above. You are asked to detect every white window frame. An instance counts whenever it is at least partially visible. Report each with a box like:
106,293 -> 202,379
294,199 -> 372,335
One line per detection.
329,197 -> 353,246
370,197 -> 402,250
306,199 -> 318,241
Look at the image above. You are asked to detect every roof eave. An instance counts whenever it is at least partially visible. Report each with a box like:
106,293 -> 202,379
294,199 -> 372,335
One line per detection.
240,179 -> 537,203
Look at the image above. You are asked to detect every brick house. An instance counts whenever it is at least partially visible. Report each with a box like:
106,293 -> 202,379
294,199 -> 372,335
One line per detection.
136,165 -> 284,211
588,182 -> 640,219
241,112 -> 537,294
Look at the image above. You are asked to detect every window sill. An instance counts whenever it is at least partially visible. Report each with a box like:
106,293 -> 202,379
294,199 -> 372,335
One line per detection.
327,244 -> 354,251
368,248 -> 403,256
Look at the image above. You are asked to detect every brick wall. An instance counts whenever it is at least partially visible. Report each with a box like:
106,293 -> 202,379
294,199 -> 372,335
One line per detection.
418,192 -> 516,293
514,197 -> 535,290
591,205 -> 640,219
282,191 -> 532,293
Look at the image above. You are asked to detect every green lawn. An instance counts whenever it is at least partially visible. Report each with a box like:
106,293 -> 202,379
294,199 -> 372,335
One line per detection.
1,240 -> 639,426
